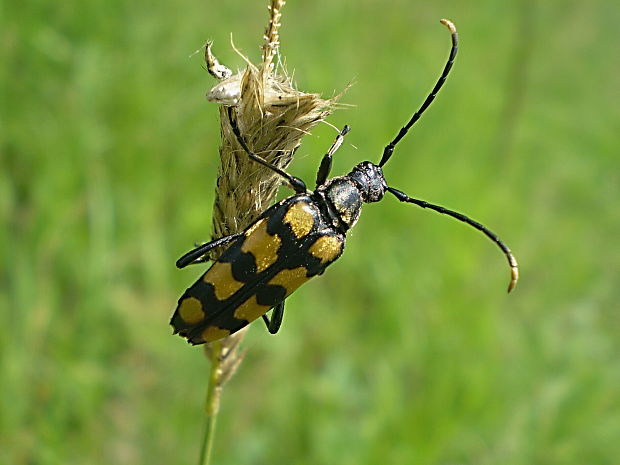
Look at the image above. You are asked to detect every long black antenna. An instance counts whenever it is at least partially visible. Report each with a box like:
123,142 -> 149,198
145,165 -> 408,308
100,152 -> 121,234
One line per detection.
387,186 -> 519,292
378,19 -> 458,167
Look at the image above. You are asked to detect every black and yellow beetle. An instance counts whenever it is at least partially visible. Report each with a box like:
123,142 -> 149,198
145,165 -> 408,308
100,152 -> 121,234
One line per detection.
171,19 -> 519,345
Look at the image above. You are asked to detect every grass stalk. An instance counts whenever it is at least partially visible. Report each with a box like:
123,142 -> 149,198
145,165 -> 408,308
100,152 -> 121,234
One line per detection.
198,341 -> 222,465
194,1 -> 338,462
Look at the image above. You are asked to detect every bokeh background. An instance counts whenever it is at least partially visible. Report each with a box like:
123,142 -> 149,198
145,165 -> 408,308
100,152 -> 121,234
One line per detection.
2,0 -> 619,464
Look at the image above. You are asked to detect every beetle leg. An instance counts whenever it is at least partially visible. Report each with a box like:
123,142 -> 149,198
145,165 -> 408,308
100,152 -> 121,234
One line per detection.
261,300 -> 285,334
227,107 -> 308,194
183,256 -> 210,265
315,125 -> 351,187
176,233 -> 243,269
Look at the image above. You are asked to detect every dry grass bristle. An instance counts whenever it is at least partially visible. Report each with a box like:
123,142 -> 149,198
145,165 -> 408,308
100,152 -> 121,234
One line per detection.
212,66 -> 337,240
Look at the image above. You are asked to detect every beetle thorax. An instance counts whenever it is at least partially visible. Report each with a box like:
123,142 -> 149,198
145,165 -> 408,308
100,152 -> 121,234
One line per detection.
318,162 -> 387,232
319,177 -> 363,231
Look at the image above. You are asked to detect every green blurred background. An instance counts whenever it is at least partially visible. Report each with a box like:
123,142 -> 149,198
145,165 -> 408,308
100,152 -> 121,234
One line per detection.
2,0 -> 619,463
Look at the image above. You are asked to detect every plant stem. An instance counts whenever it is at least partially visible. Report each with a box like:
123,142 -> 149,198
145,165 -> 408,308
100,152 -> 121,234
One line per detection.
191,3 -> 335,463
198,342 -> 222,465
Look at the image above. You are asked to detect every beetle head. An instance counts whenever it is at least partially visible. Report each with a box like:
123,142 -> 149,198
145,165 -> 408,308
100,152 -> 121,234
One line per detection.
348,161 -> 388,204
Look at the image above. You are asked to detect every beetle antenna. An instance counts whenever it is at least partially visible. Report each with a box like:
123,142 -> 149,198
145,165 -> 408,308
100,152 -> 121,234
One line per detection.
387,186 -> 519,292
378,19 -> 458,168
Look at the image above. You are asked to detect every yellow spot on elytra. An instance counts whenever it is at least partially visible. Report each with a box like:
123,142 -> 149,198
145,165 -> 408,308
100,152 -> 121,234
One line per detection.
233,295 -> 271,323
309,236 -> 343,264
241,219 -> 282,272
268,267 -> 309,297
283,202 -> 315,239
178,297 -> 205,324
201,326 -> 231,342
244,218 -> 265,237
203,261 -> 244,300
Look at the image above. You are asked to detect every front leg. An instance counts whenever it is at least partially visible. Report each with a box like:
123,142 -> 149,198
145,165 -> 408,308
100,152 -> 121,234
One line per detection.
261,300 -> 285,335
227,107 -> 308,194
315,125 -> 350,187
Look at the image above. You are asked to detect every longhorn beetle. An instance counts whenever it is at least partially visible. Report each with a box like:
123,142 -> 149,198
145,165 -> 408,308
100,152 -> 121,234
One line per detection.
171,19 -> 519,345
